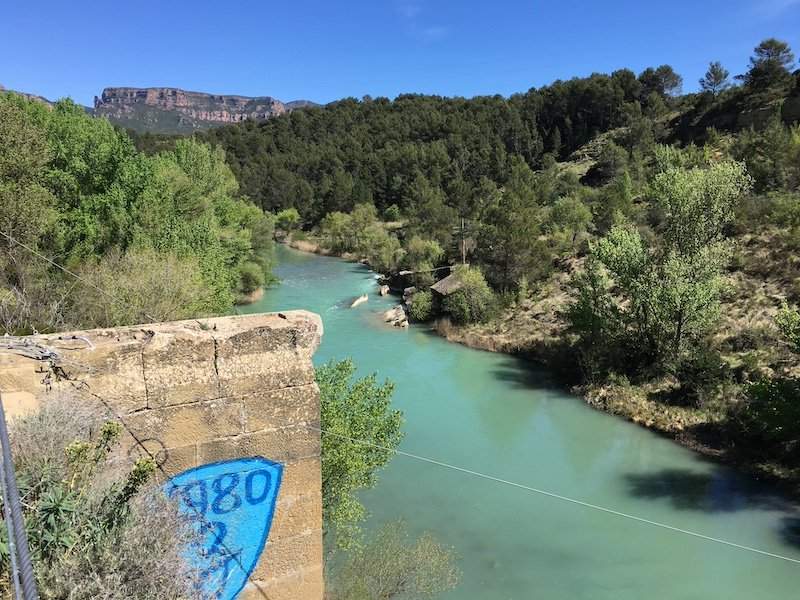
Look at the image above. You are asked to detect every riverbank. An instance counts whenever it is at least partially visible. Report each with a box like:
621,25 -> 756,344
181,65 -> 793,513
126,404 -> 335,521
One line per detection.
280,235 -> 800,493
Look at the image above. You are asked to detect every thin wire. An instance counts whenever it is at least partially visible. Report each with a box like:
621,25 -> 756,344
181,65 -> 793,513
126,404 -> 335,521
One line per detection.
51,352 -> 800,566
0,231 -> 157,324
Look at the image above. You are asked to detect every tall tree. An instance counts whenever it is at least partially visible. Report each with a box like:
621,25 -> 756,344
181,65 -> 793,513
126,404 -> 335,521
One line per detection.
699,61 -> 731,98
742,38 -> 795,92
571,162 -> 752,364
478,159 -> 548,291
639,65 -> 683,101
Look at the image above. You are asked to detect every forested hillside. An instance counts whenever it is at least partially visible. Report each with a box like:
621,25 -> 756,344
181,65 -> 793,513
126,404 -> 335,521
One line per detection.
197,39 -> 800,485
0,93 -> 275,334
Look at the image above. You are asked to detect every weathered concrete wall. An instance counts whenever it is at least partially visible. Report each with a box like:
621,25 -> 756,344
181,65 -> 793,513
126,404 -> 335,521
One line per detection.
0,311 -> 324,600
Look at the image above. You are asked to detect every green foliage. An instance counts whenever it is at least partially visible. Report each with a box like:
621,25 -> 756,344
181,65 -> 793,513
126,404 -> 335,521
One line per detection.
741,378 -> 800,454
275,207 -> 302,232
408,290 -> 434,322
566,258 -> 620,377
672,344 -> 731,406
328,519 -> 460,600
362,227 -> 404,273
70,247 -> 217,327
478,159 -> 549,290
594,171 -> 633,232
588,141 -> 629,185
383,204 -> 402,222
441,265 -> 498,325
317,359 -> 404,548
731,115 -> 800,193
775,304 -> 800,354
549,196 -> 592,238
743,38 -> 795,93
699,61 -> 731,98
572,162 -> 751,370
0,93 -> 274,332
2,396 -> 202,598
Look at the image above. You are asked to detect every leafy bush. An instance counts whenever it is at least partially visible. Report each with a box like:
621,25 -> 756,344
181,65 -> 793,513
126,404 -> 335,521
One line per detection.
673,345 -> 731,406
275,207 -> 301,232
383,204 -> 402,222
71,248 -> 216,327
328,520 -> 460,600
440,265 -> 497,325
2,395 -> 202,598
408,290 -> 434,322
740,379 -> 800,457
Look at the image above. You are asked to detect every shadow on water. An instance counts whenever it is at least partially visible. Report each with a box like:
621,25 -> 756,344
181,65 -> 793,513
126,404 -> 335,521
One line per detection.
624,468 -> 792,513
624,468 -> 800,550
780,516 -> 800,548
489,356 -> 557,391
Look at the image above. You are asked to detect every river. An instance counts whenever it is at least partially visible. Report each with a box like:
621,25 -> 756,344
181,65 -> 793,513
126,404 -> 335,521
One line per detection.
241,244 -> 800,599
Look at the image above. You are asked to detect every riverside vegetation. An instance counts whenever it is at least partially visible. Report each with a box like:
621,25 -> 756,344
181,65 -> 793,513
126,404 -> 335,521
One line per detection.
2,36 -> 800,597
194,38 -> 800,489
0,95 -> 459,596
0,92 -> 276,334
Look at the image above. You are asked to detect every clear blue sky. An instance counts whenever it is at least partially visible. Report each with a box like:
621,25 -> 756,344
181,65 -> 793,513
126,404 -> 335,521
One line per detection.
3,0 -> 799,106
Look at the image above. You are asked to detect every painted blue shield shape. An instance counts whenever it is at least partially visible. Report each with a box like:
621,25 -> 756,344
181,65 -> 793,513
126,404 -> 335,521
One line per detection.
166,457 -> 283,600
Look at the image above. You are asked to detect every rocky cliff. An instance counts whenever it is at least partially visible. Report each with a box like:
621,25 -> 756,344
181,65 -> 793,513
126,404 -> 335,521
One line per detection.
93,87 -> 317,134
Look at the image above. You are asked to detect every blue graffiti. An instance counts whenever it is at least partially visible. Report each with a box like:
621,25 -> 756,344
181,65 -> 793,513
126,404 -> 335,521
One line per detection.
166,457 -> 283,600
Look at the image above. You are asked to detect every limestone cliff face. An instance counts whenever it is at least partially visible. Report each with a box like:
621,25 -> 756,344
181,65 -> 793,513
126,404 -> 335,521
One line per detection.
93,87 -> 314,133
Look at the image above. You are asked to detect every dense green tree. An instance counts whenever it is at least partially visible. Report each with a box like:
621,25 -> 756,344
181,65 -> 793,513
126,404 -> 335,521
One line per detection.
639,65 -> 683,101
0,93 -> 274,333
317,359 -> 404,548
275,207 -> 302,232
732,115 -> 800,192
572,162 -> 751,364
478,159 -> 548,290
742,38 -> 795,93
440,265 -> 498,324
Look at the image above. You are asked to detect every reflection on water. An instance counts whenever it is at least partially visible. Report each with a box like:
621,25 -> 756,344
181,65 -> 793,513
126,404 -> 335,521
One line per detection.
241,245 -> 800,600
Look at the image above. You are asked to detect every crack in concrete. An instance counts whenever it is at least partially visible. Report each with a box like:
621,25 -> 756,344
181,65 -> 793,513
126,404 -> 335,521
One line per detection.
139,329 -> 155,409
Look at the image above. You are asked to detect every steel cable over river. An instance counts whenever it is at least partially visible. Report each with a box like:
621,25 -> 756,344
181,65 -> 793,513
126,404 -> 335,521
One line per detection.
241,244 -> 800,600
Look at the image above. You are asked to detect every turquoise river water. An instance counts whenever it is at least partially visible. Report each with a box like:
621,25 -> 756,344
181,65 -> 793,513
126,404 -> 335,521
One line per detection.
242,244 -> 800,599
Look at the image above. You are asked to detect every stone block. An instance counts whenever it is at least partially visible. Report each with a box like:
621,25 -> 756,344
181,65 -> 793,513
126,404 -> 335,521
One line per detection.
271,492 -> 322,541
217,350 -> 316,396
243,384 -> 319,433
53,330 -> 149,414
252,530 -> 322,582
197,426 -> 319,468
124,399 -> 243,448
279,458 -> 322,500
240,566 -> 324,600
142,329 -> 219,407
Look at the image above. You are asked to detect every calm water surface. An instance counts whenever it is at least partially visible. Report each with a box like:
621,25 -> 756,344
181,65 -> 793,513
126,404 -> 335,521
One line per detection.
242,245 -> 800,599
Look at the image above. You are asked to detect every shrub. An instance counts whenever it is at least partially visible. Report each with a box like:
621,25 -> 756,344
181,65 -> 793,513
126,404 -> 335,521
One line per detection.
383,204 -> 402,222
440,265 -> 497,324
275,207 -> 301,232
71,248 -> 217,328
673,345 -> 731,406
408,290 -> 434,322
329,519 -> 460,600
739,379 -> 800,457
4,394 -> 203,598
238,260 -> 267,293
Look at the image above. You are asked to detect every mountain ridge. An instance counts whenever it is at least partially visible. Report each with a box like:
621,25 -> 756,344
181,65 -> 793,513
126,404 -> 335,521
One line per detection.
0,84 -> 318,134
